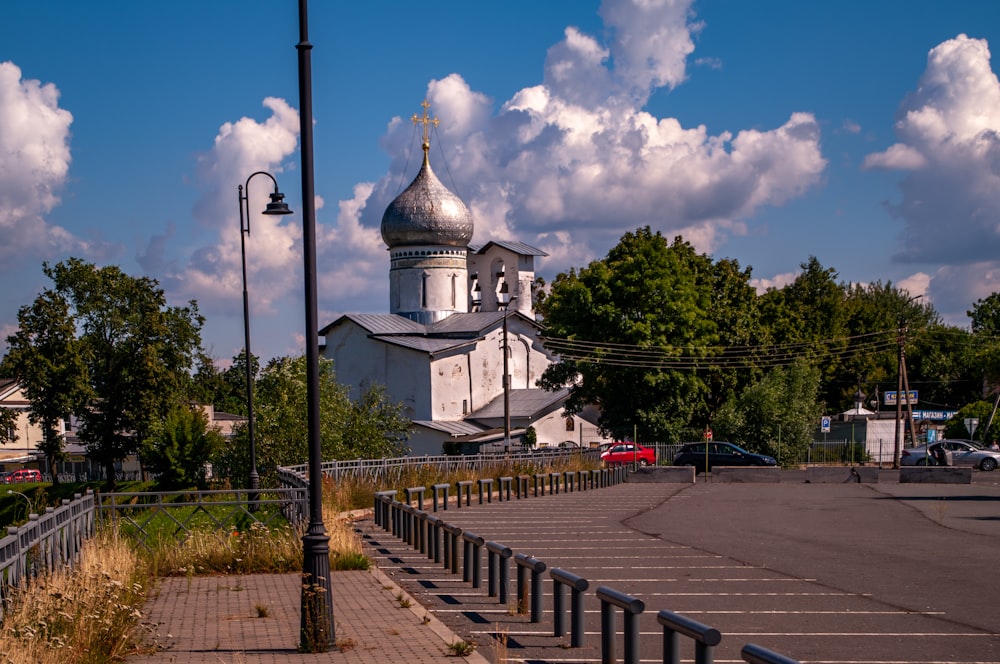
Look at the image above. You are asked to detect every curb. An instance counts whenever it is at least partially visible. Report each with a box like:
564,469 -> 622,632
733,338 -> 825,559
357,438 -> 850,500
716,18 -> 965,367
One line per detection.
366,565 -> 492,664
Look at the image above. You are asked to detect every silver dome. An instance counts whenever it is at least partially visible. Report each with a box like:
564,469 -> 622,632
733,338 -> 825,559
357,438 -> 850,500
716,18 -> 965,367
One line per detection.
380,156 -> 474,248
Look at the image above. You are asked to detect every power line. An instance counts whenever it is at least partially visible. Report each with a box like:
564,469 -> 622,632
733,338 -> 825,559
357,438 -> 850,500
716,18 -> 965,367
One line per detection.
539,330 -> 899,371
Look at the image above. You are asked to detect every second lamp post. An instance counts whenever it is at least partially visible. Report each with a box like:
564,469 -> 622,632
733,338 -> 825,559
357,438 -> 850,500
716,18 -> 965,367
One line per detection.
238,171 -> 292,500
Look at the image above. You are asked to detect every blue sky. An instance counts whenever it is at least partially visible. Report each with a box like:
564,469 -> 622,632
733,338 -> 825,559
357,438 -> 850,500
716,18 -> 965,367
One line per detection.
3,0 -> 1000,365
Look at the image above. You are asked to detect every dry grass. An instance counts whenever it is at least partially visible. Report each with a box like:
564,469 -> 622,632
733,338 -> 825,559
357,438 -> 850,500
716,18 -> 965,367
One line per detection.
0,454 -> 594,663
148,521 -> 303,576
322,455 -> 598,512
0,529 -> 149,664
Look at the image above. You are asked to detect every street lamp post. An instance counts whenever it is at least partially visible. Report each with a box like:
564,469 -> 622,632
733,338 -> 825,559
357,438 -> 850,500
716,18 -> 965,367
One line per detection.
238,172 -> 292,504
296,0 -> 335,651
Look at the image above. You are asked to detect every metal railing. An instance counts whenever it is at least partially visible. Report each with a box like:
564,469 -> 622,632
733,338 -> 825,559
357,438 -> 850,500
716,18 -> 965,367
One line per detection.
96,487 -> 308,549
281,448 -> 599,482
0,491 -> 96,622
371,470 -> 803,664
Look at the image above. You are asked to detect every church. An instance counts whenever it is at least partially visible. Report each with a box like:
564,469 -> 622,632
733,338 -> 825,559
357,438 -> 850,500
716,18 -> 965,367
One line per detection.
320,103 -> 608,456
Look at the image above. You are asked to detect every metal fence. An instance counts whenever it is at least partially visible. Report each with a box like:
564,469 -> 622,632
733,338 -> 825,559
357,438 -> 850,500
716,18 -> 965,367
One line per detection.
0,448 -> 595,623
96,487 -> 309,550
280,448 -> 599,483
0,491 -> 96,622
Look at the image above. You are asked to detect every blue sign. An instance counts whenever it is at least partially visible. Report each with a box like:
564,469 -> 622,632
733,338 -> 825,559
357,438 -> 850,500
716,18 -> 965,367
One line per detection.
820,416 -> 831,433
884,390 -> 918,406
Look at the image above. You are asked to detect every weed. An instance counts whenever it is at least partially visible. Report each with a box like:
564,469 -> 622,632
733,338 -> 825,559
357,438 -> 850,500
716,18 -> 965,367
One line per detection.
255,603 -> 270,618
396,592 -> 412,608
336,636 -> 357,651
447,639 -> 476,657
492,624 -> 510,664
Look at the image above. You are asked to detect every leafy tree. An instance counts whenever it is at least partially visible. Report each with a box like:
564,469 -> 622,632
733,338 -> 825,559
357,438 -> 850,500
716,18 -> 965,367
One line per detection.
539,229 -> 720,441
839,282 -> 945,411
343,384 -> 410,458
703,256 -> 768,415
187,349 -> 259,416
0,408 -> 17,447
523,425 -> 537,449
759,257 -> 848,408
141,403 -> 224,488
213,355 -> 409,488
944,401 -> 995,442
967,293 -> 1000,402
3,288 -> 93,485
10,259 -> 205,488
712,359 -> 823,464
969,293 -> 1000,335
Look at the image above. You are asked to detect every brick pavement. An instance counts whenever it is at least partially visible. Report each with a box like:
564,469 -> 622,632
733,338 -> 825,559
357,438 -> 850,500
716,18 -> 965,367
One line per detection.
128,568 -> 490,663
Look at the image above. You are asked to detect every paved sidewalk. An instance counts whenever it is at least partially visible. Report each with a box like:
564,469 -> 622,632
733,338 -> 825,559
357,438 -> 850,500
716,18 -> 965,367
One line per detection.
128,567 -> 490,663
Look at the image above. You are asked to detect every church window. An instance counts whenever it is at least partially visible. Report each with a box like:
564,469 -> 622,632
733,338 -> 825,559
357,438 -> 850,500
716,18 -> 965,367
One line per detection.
421,272 -> 429,308
450,273 -> 457,308
565,417 -> 575,432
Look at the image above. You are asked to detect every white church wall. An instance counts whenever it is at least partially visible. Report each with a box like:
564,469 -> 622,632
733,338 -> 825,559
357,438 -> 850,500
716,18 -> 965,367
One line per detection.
429,349 -> 477,421
324,322 -> 382,400
324,322 -> 432,421
404,426 -> 448,456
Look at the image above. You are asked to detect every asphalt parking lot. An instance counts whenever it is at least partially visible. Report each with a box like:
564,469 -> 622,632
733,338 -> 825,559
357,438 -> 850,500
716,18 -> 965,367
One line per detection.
359,471 -> 1000,663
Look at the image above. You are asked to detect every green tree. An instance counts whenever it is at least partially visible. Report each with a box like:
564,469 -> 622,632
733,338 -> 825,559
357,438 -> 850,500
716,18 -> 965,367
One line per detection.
187,349 -> 259,416
30,259 -> 204,487
213,355 -> 410,488
839,282 -> 944,411
944,401 -> 995,442
3,287 -> 93,485
712,359 -> 823,464
343,384 -> 410,459
539,229 -> 721,441
0,408 -> 17,447
141,403 -> 224,488
760,257 -> 849,408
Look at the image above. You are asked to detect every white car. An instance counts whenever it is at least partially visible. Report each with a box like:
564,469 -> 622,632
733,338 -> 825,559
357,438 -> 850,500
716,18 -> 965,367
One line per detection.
900,439 -> 1000,471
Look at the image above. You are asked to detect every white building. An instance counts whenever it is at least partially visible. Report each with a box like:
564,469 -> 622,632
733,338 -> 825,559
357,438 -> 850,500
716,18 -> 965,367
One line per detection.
321,104 -> 606,455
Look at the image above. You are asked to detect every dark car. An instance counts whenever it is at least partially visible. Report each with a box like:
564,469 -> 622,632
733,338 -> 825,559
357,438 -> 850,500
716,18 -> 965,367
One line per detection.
672,441 -> 777,473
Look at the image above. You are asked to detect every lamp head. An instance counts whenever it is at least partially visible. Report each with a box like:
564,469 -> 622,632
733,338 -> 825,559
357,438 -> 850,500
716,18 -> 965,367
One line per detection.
263,191 -> 293,215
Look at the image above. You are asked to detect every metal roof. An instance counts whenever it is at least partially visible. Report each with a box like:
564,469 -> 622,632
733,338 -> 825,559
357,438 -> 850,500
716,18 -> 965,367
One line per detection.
468,240 -> 548,257
323,311 -> 540,358
411,420 -> 486,436
468,387 -> 571,419
377,336 -> 480,354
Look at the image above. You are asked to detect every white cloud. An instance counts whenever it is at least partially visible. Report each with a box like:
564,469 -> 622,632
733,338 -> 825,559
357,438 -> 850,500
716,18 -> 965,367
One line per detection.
357,0 -> 825,273
149,97 -> 302,318
0,62 -> 84,262
862,142 -> 926,170
863,34 -> 1000,321
897,272 -> 931,300
750,271 -> 799,294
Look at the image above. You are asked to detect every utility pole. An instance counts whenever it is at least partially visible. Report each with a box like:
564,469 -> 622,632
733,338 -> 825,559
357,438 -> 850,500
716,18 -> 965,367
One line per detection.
893,294 -> 923,469
502,296 -> 517,451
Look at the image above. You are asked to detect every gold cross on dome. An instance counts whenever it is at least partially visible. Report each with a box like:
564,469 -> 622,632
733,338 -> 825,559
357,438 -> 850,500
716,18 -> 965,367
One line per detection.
411,100 -> 439,150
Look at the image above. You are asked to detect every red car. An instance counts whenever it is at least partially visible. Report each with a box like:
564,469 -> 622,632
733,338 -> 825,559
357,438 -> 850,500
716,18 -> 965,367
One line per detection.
5,468 -> 43,483
600,442 -> 655,466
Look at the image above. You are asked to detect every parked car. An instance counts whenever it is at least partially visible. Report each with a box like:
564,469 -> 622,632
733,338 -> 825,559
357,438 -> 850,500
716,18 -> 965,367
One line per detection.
4,468 -> 42,483
600,442 -> 656,466
672,442 -> 777,473
900,439 -> 1000,471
